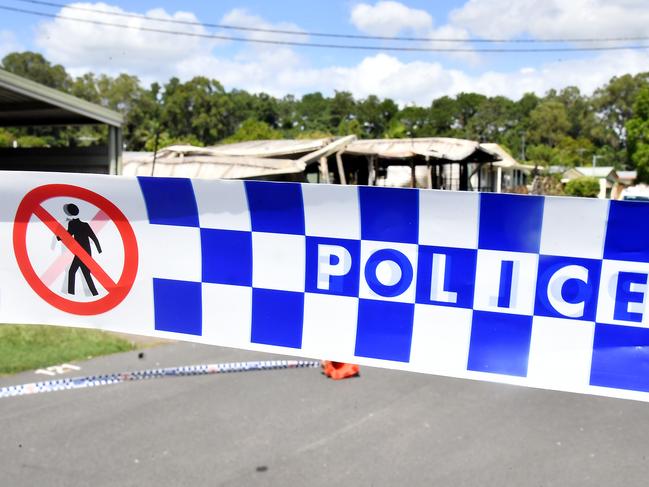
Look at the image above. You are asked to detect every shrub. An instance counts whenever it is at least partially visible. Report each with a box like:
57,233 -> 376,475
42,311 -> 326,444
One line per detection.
564,177 -> 600,198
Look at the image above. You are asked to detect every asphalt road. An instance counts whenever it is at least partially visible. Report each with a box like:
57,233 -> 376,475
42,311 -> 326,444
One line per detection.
0,341 -> 648,487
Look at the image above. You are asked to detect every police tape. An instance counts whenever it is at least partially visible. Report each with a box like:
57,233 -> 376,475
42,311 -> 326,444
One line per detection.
0,360 -> 321,398
5,170 -> 649,403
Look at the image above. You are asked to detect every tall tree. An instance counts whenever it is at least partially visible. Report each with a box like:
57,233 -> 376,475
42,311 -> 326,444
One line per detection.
592,73 -> 649,150
1,51 -> 71,90
528,100 -> 571,147
466,96 -> 515,142
626,85 -> 649,182
454,92 -> 487,132
427,96 -> 457,136
160,76 -> 233,145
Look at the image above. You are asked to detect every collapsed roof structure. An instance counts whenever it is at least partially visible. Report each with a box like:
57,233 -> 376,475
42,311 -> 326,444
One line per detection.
123,136 -> 521,191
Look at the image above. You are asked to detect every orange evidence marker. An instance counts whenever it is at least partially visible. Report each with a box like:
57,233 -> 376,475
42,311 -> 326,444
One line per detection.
322,361 -> 360,380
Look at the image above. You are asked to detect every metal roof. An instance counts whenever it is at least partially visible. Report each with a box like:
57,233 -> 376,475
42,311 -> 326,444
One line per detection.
617,170 -> 637,181
203,138 -> 334,158
0,69 -> 123,127
122,136 -> 358,179
344,137 -> 497,162
574,166 -> 617,179
122,150 -> 306,179
480,143 -> 515,167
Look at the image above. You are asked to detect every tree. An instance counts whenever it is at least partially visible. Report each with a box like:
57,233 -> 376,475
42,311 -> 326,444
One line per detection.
329,91 -> 356,128
1,52 -> 75,147
390,105 -> 428,137
556,86 -> 596,140
592,73 -> 649,150
454,92 -> 487,131
295,92 -> 329,132
222,119 -> 282,143
337,118 -> 363,137
528,100 -> 571,147
466,96 -> 515,142
526,144 -> 556,167
2,49 -> 649,164
427,96 -> 457,136
626,85 -> 649,182
1,51 -> 70,90
160,76 -> 233,145
357,95 -> 398,138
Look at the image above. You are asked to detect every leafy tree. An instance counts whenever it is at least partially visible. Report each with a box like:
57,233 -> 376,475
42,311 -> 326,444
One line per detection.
626,85 -> 649,182
329,91 -> 356,128
3,49 -> 649,170
383,118 -> 408,138
427,96 -> 457,136
592,73 -> 649,150
564,177 -> 600,197
143,132 -> 203,151
390,105 -> 428,137
357,95 -> 398,138
454,92 -> 487,131
222,119 -> 282,143
296,130 -> 334,139
528,100 -> 571,147
337,118 -> 363,136
160,76 -> 233,145
553,136 -> 595,167
466,96 -> 515,142
2,51 -> 70,90
295,92 -> 329,132
526,144 -> 556,167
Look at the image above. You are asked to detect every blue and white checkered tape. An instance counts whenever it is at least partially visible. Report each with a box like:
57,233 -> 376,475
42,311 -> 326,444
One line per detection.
135,176 -> 649,402
2,171 -> 649,402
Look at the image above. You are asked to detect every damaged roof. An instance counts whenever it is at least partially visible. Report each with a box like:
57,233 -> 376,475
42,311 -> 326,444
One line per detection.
121,135 -> 500,179
121,150 -> 306,179
345,137 -> 497,162
197,138 -> 335,158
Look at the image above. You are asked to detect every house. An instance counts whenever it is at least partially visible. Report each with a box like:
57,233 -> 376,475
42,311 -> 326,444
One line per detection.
122,137 -> 351,181
561,166 -> 619,199
475,143 -> 531,192
123,136 -> 501,191
617,170 -> 637,188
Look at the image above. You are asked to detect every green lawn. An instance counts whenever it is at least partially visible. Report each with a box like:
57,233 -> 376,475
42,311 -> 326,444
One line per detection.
0,324 -> 135,375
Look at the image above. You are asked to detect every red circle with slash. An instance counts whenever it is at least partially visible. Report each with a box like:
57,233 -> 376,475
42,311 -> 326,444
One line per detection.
13,184 -> 138,315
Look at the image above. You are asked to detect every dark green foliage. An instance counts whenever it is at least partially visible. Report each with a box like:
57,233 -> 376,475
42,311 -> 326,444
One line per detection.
564,177 -> 601,198
2,51 -> 649,181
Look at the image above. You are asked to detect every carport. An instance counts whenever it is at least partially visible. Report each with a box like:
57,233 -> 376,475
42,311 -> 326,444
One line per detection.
0,69 -> 123,174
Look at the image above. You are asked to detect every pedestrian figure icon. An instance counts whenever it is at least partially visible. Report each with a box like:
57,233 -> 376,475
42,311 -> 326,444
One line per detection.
14,184 -> 139,315
59,203 -> 102,296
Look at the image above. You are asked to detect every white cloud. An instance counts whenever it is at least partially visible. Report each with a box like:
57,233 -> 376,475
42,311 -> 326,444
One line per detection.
26,2 -> 649,106
0,30 -> 23,59
34,2 -> 216,78
220,8 -> 306,45
324,50 -> 649,103
350,1 -> 433,36
451,0 -> 649,40
180,49 -> 649,106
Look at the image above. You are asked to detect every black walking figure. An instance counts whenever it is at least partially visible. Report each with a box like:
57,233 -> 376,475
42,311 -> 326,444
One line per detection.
59,203 -> 102,296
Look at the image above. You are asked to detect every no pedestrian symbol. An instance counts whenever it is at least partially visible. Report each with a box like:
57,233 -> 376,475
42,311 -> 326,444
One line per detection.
13,184 -> 138,315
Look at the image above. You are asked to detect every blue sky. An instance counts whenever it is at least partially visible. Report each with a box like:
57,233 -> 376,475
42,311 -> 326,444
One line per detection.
1,0 -> 649,104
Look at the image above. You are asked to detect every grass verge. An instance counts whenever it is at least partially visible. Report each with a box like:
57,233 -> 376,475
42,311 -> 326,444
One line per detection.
0,324 -> 135,375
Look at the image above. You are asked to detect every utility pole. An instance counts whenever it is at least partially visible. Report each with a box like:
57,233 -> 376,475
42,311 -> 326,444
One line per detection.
520,132 -> 526,161
593,154 -> 604,167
